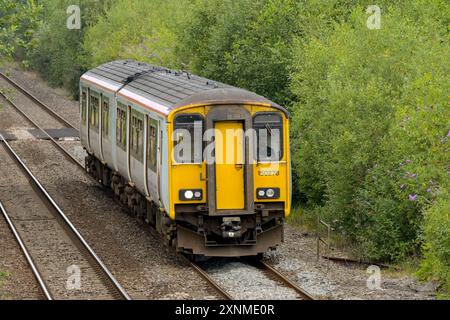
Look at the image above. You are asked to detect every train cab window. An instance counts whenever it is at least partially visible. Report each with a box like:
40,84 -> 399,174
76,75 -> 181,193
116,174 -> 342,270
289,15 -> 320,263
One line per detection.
89,93 -> 100,131
116,103 -> 127,149
131,111 -> 144,162
102,97 -> 109,136
173,114 -> 203,164
81,89 -> 87,123
253,113 -> 283,161
148,119 -> 158,172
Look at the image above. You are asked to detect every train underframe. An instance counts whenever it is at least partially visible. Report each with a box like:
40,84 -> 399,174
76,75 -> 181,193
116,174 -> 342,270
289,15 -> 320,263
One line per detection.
86,153 -> 285,257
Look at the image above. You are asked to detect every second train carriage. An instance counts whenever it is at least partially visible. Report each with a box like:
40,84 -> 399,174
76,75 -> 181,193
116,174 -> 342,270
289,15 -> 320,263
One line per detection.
80,60 -> 291,257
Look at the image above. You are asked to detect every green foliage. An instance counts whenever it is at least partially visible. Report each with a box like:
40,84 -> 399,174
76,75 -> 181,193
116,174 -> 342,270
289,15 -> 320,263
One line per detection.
0,0 -> 43,61
418,193 -> 450,297
83,0 -> 190,70
27,0 -> 113,96
177,0 -> 266,88
219,0 -> 302,106
290,1 -> 449,263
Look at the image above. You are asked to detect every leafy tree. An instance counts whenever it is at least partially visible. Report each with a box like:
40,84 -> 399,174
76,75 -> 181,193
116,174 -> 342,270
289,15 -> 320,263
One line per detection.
28,0 -> 114,97
0,0 -> 43,61
83,0 -> 190,70
290,1 -> 449,263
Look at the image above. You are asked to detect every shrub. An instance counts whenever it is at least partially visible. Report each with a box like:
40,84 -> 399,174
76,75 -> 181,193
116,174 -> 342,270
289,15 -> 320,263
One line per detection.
0,0 -> 43,61
28,0 -> 113,97
418,194 -> 450,297
290,1 -> 449,262
82,0 -> 190,70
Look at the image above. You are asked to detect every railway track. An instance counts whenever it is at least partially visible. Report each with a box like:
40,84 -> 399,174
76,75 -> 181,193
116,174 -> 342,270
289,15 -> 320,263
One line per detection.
0,135 -> 131,300
0,71 -> 77,129
253,260 -> 315,300
187,259 -> 234,300
0,75 -> 84,170
195,257 -> 316,300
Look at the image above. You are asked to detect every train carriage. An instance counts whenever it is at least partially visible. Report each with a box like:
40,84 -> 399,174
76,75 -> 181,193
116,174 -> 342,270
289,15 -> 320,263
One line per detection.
80,60 -> 291,257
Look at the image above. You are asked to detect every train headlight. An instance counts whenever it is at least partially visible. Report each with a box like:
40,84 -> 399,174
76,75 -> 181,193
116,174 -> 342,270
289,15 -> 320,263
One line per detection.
266,188 -> 275,198
179,189 -> 203,201
256,188 -> 280,200
184,190 -> 194,200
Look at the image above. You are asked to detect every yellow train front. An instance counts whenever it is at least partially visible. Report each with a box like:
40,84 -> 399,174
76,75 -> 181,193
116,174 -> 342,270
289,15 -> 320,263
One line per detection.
80,60 -> 291,257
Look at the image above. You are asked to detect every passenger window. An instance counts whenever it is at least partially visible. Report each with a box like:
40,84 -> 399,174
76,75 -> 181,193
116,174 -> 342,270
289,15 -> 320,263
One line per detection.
131,111 -> 144,162
148,119 -> 158,172
81,89 -> 87,123
102,97 -> 109,136
116,103 -> 127,149
173,114 -> 203,164
253,113 -> 283,161
89,93 -> 100,131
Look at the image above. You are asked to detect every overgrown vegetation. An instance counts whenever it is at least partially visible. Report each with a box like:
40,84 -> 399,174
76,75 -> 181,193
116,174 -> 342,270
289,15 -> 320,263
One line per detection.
0,0 -> 43,62
1,0 -> 448,296
27,0 -> 114,96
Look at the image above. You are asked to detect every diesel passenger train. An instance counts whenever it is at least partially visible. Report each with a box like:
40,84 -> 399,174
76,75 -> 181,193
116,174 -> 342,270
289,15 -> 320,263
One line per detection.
80,60 -> 291,257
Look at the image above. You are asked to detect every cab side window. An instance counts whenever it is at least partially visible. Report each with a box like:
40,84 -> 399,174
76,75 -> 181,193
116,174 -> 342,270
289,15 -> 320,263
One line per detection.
253,113 -> 283,161
173,114 -> 204,164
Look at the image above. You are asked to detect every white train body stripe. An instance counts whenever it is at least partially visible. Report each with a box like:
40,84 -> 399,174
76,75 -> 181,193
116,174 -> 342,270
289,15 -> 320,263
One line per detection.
81,74 -> 121,92
81,74 -> 171,115
118,88 -> 170,115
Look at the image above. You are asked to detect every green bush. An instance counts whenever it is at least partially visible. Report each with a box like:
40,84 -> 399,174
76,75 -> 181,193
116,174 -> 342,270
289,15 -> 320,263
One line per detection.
83,0 -> 190,70
290,1 -> 449,261
177,0 -> 266,85
0,0 -> 43,61
178,0 -> 301,106
418,193 -> 450,297
28,0 -> 113,97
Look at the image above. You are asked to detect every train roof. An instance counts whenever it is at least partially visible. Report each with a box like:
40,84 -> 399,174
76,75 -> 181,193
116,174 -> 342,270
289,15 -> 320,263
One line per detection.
81,60 -> 288,117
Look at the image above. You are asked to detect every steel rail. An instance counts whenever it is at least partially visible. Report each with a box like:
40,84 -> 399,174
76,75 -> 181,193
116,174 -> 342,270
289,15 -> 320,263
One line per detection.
258,260 -> 316,300
0,200 -> 53,300
0,134 -> 131,300
183,257 -> 234,300
0,90 -> 84,169
0,71 -> 77,129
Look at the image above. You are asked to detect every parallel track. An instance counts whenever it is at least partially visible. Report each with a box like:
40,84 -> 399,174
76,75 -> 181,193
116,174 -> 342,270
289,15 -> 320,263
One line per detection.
0,71 -> 77,129
0,200 -> 52,300
0,135 -> 131,300
0,80 -> 84,169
